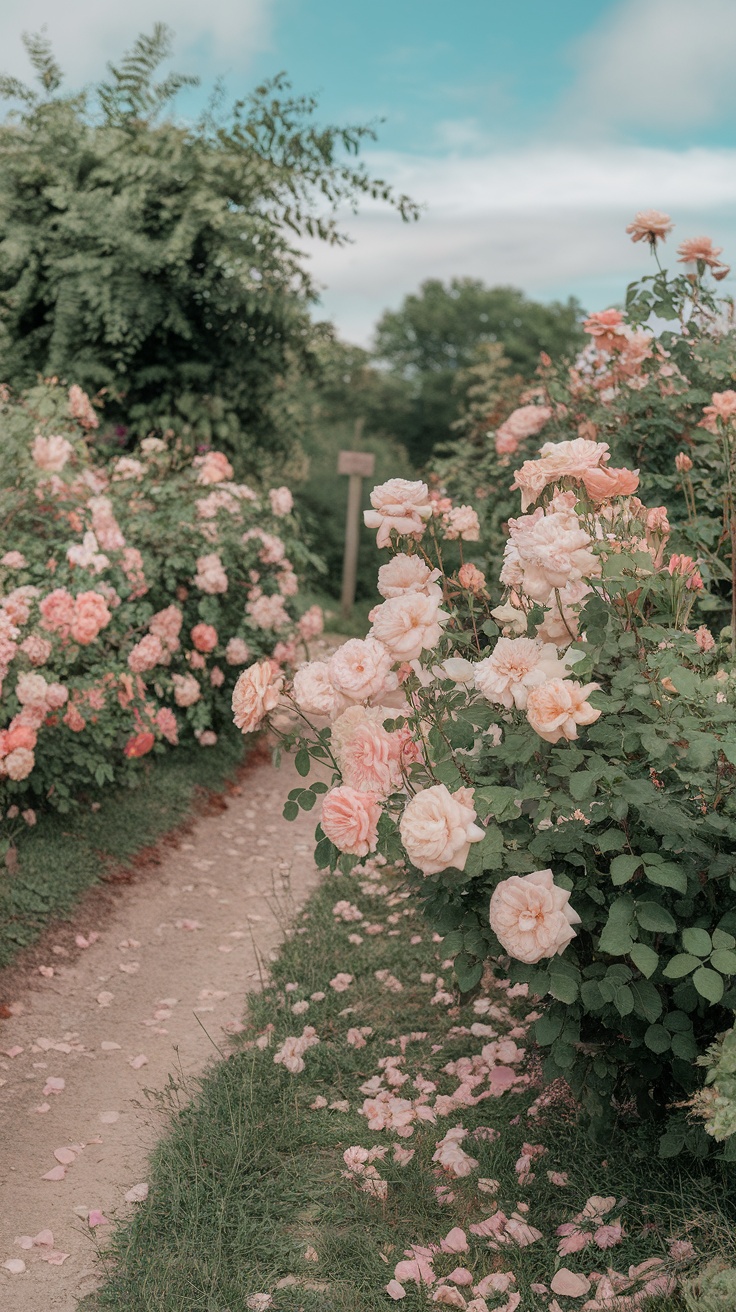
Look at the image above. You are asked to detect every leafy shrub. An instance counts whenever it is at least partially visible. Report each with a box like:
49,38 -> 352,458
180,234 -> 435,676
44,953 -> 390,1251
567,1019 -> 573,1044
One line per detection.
0,380 -> 321,840
689,1019 -> 736,1143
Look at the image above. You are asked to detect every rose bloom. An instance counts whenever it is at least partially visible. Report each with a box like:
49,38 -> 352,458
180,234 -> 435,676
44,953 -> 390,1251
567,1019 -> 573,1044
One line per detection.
489,869 -> 581,964
16,672 -> 49,706
377,553 -> 442,601
149,605 -> 183,653
328,637 -> 397,704
458,562 -> 486,593
474,638 -> 567,711
124,731 -> 155,758
625,210 -> 673,245
668,553 -> 704,591
122,546 -> 147,597
89,496 -> 125,551
675,451 -> 693,473
194,450 -> 234,485
535,580 -> 591,648
298,605 -> 324,641
39,587 -> 75,637
1,722 -> 38,754
210,665 -> 225,688
278,568 -> 298,598
701,389 -> 736,432
370,592 -> 448,662
225,636 -> 251,665
194,552 -> 228,594
128,634 -> 164,673
513,438 -> 610,511
156,707 -> 179,744
64,703 -> 86,732
31,433 -> 73,473
232,659 -> 283,733
400,784 -> 484,876
3,746 -> 35,780
332,706 -> 402,797
70,591 -> 111,645
581,466 -> 639,501
191,622 -> 218,653
46,682 -> 69,710
582,308 -> 626,350
501,499 -> 600,605
495,404 -> 552,457
695,625 -> 716,652
2,551 -> 27,568
443,505 -> 480,541
113,456 -> 145,480
172,673 -> 202,707
19,635 -> 52,667
68,384 -> 98,429
292,661 -> 340,717
189,650 -> 206,670
269,485 -> 294,516
525,677 -> 601,744
677,235 -> 724,268
247,592 -> 290,630
364,478 -> 433,548
320,786 -> 381,856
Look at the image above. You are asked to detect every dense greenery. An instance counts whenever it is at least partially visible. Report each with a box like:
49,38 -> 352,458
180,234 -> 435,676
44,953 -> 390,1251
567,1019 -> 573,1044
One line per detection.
373,278 -> 584,463
0,27 -> 417,461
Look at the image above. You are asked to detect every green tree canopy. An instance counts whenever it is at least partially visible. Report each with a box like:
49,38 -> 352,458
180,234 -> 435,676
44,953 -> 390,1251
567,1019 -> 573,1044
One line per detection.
373,277 -> 584,464
0,26 -> 417,463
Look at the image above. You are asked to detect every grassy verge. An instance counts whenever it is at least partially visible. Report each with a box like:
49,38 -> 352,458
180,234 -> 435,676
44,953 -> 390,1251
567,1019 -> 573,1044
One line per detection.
89,861 -> 734,1312
0,728 -> 246,971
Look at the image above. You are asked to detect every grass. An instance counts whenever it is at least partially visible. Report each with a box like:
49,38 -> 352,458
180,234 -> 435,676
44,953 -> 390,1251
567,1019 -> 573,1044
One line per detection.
0,727 -> 247,971
87,862 -> 735,1312
299,588 -> 375,640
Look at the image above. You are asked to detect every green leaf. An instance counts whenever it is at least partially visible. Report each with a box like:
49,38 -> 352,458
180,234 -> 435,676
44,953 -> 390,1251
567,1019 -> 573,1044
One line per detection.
663,954 -> 700,979
613,984 -> 634,1016
630,944 -> 659,978
635,902 -> 677,934
548,961 -> 579,1004
442,930 -> 464,956
610,854 -> 643,885
535,1014 -> 563,1045
644,1024 -> 671,1054
659,1126 -> 686,1158
454,952 -> 482,993
644,861 -> 688,895
693,966 -> 725,1003
682,928 -> 712,958
712,928 -> 736,950
596,830 -> 627,854
630,980 -> 663,1023
598,896 -> 636,956
298,790 -> 316,811
710,948 -> 736,976
294,748 -> 311,777
282,800 -> 299,821
671,1032 -> 698,1060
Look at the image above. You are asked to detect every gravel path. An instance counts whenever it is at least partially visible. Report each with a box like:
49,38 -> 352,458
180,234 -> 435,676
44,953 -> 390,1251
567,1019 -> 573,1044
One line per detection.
0,740 -> 326,1310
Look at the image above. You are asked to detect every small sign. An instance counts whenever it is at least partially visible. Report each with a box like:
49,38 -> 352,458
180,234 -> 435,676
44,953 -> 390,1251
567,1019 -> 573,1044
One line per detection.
338,450 -> 375,477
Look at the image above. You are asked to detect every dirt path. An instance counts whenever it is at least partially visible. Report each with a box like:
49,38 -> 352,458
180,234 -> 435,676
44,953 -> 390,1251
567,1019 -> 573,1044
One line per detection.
0,740 -> 326,1310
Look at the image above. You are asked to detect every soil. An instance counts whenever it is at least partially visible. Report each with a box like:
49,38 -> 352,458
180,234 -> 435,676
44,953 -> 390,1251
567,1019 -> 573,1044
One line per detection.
0,738 -> 328,1310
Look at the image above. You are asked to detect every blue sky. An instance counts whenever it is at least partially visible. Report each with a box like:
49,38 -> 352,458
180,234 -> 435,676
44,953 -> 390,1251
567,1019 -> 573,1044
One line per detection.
3,0 -> 736,343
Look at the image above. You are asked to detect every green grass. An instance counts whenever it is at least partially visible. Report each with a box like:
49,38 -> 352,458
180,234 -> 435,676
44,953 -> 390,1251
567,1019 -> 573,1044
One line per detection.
88,863 -> 735,1312
0,728 -> 246,970
300,588 -> 373,640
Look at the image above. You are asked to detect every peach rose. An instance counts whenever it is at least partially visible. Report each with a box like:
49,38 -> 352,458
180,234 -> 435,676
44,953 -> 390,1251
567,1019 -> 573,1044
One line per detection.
191,623 -> 218,653
525,678 -> 601,744
320,786 -> 381,856
15,672 -> 49,706
128,634 -> 164,673
231,659 -> 283,733
124,731 -> 155,758
677,236 -> 724,268
2,723 -> 38,753
457,562 -> 486,593
328,637 -> 397,704
364,478 -> 433,548
581,466 -> 639,500
399,784 -> 484,876
298,605 -> 324,641
68,384 -> 98,429
31,434 -> 73,473
194,450 -> 234,485
535,580 -> 591,648
332,706 -> 402,797
149,605 -> 183,652
443,505 -> 480,541
194,553 -> 228,594
46,682 -> 69,710
701,390 -> 736,432
370,592 -> 448,662
172,673 -> 202,708
583,309 -> 626,350
269,486 -> 294,516
625,210 -> 673,245
19,635 -> 52,666
70,591 -> 112,645
495,405 -> 551,456
474,638 -> 566,711
501,501 -> 600,605
225,637 -> 251,665
156,707 -> 179,744
292,661 -> 340,717
695,625 -> 715,652
1,551 -> 27,568
377,553 -> 442,601
39,587 -> 75,637
675,452 -> 693,473
3,746 -> 35,780
89,496 -> 125,551
489,869 -> 581,963
512,438 -> 610,511
247,593 -> 290,630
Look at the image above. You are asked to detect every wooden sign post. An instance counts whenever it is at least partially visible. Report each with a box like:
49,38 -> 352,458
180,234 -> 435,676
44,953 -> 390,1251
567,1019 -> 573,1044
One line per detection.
338,443 -> 375,620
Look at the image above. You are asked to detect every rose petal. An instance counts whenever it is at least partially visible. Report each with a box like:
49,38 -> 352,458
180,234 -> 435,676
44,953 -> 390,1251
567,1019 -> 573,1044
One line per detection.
386,1279 -> 406,1300
124,1183 -> 149,1203
41,1165 -> 66,1181
32,1230 -> 54,1247
3,1258 -> 26,1274
39,1250 -> 69,1265
550,1269 -> 591,1297
88,1209 -> 109,1227
54,1147 -> 77,1165
129,1054 -> 148,1070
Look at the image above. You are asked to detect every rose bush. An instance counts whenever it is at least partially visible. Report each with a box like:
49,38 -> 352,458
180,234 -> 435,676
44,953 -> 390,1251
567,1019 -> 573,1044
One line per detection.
0,379 -> 321,835
236,337 -> 736,1153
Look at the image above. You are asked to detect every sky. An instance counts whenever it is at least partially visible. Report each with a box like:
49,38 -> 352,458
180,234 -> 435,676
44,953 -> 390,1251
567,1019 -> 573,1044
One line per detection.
2,0 -> 736,344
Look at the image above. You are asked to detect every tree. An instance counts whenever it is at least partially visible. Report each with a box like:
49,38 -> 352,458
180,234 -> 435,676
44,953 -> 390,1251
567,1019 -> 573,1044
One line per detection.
373,278 -> 584,464
0,27 -> 417,464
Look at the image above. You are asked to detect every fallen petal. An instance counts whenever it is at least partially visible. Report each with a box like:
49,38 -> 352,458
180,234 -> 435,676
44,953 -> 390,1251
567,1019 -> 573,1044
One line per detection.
32,1230 -> 54,1247
41,1166 -> 66,1181
2,1258 -> 26,1274
54,1147 -> 77,1165
40,1250 -> 69,1265
387,1279 -> 406,1300
124,1183 -> 149,1203
88,1210 -> 109,1227
129,1054 -> 148,1070
551,1269 -> 591,1298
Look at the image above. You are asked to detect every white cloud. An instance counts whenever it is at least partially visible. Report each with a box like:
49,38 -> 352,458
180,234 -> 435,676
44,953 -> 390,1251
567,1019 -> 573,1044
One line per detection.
0,0 -> 273,88
564,0 -> 736,131
301,145 -> 736,344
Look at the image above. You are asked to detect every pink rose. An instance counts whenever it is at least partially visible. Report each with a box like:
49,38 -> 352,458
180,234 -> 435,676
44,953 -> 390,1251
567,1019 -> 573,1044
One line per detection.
46,682 -> 69,710
328,637 -> 397,704
495,405 -> 551,456
677,235 -> 725,268
15,672 -> 49,706
443,505 -> 480,541
149,605 -> 183,652
19,635 -> 52,667
31,434 -> 73,473
378,553 -> 442,601
128,634 -> 164,673
332,706 -> 403,797
156,707 -> 179,744
210,665 -> 224,687
3,746 -> 35,780
89,496 -> 125,551
581,466 -> 639,500
298,605 -> 324,641
400,784 -> 484,876
701,389 -> 736,432
292,661 -> 340,717
194,553 -> 228,594
457,562 -> 486,593
501,501 -> 599,605
70,591 -> 111,645
194,450 -> 234,485
583,308 -> 626,350
320,786 -> 381,856
191,623 -> 218,653
68,384 -> 98,429
225,637 -> 251,665
269,486 -> 294,516
695,625 -> 715,652
626,210 -> 673,245
2,551 -> 27,568
512,439 -> 610,511
474,637 -> 567,710
172,673 -> 202,707
525,678 -> 601,743
489,869 -> 581,963
231,660 -> 283,733
364,478 -> 433,548
247,593 -> 290,630
370,592 -> 448,662
39,588 -> 75,637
